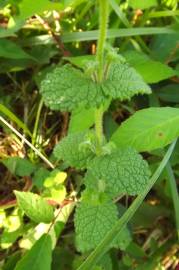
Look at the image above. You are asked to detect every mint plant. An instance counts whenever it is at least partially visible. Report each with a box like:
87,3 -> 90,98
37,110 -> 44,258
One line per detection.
2,0 -> 179,269
39,0 -> 152,260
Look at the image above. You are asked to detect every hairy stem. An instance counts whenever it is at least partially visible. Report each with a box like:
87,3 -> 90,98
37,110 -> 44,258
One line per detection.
95,0 -> 109,151
96,0 -> 109,82
95,106 -> 104,154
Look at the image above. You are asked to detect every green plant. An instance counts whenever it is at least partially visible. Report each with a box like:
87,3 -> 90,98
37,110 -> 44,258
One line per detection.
1,0 -> 179,269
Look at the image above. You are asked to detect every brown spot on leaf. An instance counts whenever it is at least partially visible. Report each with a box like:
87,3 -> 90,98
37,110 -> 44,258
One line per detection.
158,132 -> 163,137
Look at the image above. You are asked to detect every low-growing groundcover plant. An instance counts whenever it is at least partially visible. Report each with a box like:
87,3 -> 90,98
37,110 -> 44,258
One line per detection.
1,0 -> 179,269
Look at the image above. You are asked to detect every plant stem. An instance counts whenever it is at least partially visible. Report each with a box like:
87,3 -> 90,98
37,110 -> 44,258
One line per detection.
95,106 -> 104,154
95,0 -> 109,151
32,98 -> 43,147
96,0 -> 109,82
77,140 -> 177,270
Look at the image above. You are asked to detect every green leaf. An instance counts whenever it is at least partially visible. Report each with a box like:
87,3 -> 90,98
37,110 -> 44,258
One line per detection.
2,157 -> 36,177
64,55 -> 95,69
15,234 -> 52,270
0,39 -> 35,60
150,33 -> 179,62
74,200 -> 129,252
85,148 -> 151,198
14,191 -> 54,224
128,0 -> 157,9
33,167 -> 50,188
156,84 -> 179,102
53,131 -> 96,169
40,64 -> 107,111
18,0 -> 63,20
123,50 -> 177,83
2,251 -> 21,270
111,107 -> 179,152
68,107 -> 95,134
102,62 -> 151,100
40,63 -> 150,112
1,229 -> 23,249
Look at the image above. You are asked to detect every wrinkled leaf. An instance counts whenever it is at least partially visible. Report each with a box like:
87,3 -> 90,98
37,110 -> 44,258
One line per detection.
40,63 -> 151,112
40,64 -> 107,111
54,131 -> 96,169
85,148 -> 151,198
74,200 -> 130,252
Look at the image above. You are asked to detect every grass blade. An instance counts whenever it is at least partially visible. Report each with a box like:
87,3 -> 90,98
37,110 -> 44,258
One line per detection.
20,26 -> 177,46
62,27 -> 176,43
0,103 -> 32,137
166,162 -> 179,239
109,0 -> 130,27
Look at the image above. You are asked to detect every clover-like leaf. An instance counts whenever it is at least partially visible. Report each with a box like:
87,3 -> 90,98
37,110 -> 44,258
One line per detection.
74,200 -> 130,252
53,131 -> 96,169
40,64 -> 107,111
85,148 -> 151,198
102,62 -> 151,101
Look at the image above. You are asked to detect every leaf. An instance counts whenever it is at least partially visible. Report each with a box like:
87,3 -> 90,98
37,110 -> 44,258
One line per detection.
15,234 -> 52,270
85,148 -> 151,198
74,200 -> 129,252
14,191 -> 54,224
1,229 -> 23,249
68,107 -> 95,134
2,157 -> 36,177
0,39 -> 35,60
150,33 -> 179,62
40,63 -> 151,112
18,0 -> 63,20
102,62 -> 151,100
156,84 -> 179,102
111,107 -> 179,152
123,50 -> 177,83
44,170 -> 67,187
33,167 -> 50,188
128,0 -> 157,9
64,55 -> 95,69
40,64 -> 107,111
53,131 -> 96,169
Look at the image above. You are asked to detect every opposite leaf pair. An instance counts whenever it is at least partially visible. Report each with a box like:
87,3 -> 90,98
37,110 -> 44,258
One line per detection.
40,62 -> 151,112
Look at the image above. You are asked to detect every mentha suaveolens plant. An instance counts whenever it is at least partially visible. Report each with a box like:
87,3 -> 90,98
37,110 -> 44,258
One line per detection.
39,0 -> 152,259
39,56 -> 151,253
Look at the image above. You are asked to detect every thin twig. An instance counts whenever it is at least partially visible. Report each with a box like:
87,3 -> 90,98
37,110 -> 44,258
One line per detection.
35,14 -> 70,56
0,116 -> 54,169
